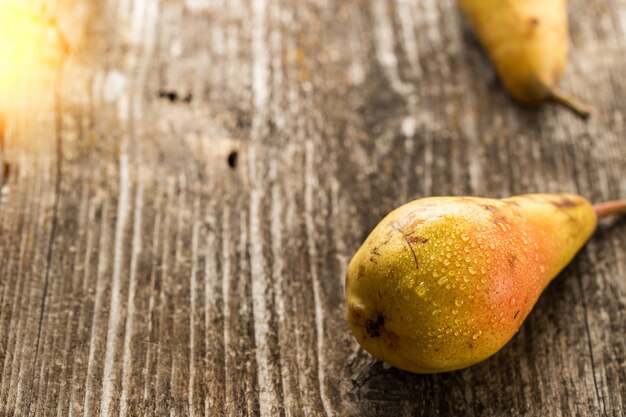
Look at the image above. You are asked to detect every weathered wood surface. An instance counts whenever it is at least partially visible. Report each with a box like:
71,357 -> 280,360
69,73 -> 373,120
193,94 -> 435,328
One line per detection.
0,0 -> 625,416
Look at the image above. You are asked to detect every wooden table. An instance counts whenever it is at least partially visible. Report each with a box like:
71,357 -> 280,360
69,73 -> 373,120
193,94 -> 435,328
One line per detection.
0,0 -> 624,415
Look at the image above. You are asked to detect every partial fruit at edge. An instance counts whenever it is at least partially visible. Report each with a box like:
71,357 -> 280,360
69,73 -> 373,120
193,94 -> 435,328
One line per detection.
458,0 -> 591,118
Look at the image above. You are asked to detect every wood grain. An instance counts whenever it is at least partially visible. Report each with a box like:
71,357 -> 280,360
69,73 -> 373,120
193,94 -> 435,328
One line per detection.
0,0 -> 625,416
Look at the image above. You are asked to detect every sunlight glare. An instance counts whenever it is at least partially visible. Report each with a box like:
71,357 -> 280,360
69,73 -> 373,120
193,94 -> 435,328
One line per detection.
0,0 -> 64,99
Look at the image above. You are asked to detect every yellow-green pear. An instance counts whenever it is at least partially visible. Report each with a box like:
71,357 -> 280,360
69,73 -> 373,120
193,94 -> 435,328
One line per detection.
458,0 -> 591,118
345,193 -> 624,373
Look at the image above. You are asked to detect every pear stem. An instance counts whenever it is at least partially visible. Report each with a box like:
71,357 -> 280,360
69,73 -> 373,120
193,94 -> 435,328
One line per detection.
548,88 -> 592,119
593,200 -> 626,219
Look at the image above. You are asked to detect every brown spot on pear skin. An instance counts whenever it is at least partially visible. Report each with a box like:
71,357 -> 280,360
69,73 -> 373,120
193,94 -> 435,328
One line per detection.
406,235 -> 429,244
346,264 -> 366,286
526,17 -> 541,40
481,203 -> 513,226
391,224 -> 420,271
365,314 -> 385,338
362,313 -> 400,350
385,329 -> 400,350
551,196 -> 582,209
348,303 -> 364,321
358,264 -> 366,279
508,255 -> 517,269
393,212 -> 425,231
369,238 -> 389,263
550,196 -> 582,224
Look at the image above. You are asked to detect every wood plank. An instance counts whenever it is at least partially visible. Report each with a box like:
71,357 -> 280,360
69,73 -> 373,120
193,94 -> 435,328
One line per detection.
0,0 -> 624,416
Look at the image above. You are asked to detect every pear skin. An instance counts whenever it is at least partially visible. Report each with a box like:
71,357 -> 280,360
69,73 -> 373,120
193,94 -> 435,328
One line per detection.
458,0 -> 591,117
345,193 -> 597,373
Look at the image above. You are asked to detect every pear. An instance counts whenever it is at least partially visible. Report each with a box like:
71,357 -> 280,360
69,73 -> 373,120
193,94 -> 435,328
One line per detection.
458,0 -> 591,118
345,193 -> 625,373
